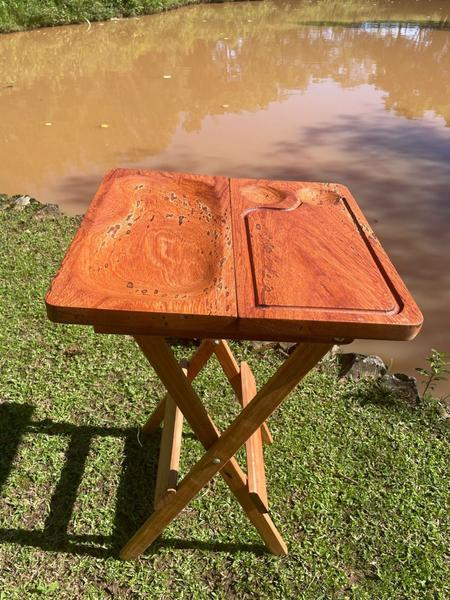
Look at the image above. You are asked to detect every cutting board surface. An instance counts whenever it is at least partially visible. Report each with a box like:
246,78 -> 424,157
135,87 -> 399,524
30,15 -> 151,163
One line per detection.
243,185 -> 396,312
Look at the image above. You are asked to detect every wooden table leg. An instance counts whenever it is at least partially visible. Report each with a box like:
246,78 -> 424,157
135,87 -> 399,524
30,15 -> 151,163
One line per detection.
142,339 -> 215,434
130,337 -> 287,557
241,361 -> 268,513
153,391 -> 184,509
120,337 -> 331,559
213,340 -> 273,445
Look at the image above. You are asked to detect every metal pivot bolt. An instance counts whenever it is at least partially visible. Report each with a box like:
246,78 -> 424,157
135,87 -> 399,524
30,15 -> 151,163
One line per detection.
212,457 -> 221,465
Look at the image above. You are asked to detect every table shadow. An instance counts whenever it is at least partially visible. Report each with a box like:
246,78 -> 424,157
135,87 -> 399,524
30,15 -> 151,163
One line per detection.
0,402 -> 264,558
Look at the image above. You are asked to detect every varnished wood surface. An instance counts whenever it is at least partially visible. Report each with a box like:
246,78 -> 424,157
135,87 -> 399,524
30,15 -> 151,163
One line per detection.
46,170 -> 423,342
142,339 -> 215,434
153,393 -> 183,509
231,178 -> 423,341
241,362 -> 269,513
122,336 -> 289,558
120,338 -> 330,559
213,340 -> 273,444
46,169 -> 236,336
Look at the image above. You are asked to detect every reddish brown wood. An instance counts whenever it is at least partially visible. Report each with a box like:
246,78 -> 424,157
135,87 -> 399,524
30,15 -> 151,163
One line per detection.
129,336 -> 289,557
142,339 -> 215,434
44,170 -> 424,561
46,170 -> 422,343
212,339 -> 241,391
45,169 -> 236,337
230,178 -> 423,342
120,338 -> 330,559
241,361 -> 269,513
153,393 -> 183,509
213,340 -> 273,444
187,339 -> 216,379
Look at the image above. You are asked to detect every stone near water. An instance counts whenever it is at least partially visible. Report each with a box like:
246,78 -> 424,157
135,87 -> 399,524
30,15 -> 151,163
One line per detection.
249,341 -> 296,354
380,372 -> 420,404
0,194 -> 10,210
12,195 -> 32,210
337,353 -> 387,380
33,203 -> 61,220
278,342 -> 296,353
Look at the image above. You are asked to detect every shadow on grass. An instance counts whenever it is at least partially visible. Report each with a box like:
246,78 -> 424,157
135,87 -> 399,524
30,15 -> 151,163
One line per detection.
0,403 -> 264,558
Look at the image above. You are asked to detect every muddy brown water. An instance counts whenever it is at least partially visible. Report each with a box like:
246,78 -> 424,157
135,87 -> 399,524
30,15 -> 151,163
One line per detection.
1,1 -> 449,394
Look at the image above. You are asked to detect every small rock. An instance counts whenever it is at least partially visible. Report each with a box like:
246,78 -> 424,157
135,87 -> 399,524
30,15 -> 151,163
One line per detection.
250,341 -> 277,353
278,341 -> 296,353
380,373 -> 420,404
33,203 -> 61,220
323,345 -> 342,361
438,405 -> 450,420
338,353 -> 387,380
12,195 -> 32,210
63,345 -> 83,357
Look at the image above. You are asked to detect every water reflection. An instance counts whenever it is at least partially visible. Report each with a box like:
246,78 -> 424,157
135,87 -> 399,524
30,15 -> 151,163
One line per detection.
0,0 -> 449,391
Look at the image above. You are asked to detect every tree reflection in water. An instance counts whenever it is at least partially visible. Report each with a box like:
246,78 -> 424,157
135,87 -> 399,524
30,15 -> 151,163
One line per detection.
0,0 -> 448,389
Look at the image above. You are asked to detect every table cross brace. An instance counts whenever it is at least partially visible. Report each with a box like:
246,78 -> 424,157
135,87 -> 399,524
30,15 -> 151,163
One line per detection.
149,340 -> 271,512
142,339 -> 272,444
120,336 -> 331,559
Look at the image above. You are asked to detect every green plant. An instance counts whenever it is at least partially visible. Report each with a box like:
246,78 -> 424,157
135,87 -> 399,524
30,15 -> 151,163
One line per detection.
416,349 -> 450,399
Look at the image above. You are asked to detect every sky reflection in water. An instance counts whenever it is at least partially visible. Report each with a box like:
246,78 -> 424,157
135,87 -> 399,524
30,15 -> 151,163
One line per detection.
0,0 -> 449,391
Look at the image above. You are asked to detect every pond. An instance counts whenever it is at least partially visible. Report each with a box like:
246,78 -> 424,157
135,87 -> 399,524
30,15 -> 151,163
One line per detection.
0,0 -> 449,393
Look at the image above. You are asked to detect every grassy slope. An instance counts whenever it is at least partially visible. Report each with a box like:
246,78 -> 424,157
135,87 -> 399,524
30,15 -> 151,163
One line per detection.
0,200 -> 448,598
0,0 -> 449,33
0,0 -> 203,32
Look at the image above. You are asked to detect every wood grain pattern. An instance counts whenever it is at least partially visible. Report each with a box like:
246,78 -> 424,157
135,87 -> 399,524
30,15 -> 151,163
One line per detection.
241,362 -> 268,513
230,178 -> 423,341
46,170 -> 423,342
45,169 -> 236,337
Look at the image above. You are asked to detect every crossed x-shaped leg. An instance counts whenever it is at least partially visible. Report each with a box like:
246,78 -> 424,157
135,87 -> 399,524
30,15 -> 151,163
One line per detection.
120,336 -> 331,559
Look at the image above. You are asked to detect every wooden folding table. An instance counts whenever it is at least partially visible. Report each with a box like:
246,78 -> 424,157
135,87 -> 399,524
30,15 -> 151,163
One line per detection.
45,169 -> 422,559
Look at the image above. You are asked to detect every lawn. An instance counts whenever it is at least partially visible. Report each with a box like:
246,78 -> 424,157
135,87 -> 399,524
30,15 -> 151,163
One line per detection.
0,198 -> 449,598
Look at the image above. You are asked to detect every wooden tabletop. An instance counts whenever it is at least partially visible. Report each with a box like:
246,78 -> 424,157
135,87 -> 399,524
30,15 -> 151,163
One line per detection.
46,169 -> 423,342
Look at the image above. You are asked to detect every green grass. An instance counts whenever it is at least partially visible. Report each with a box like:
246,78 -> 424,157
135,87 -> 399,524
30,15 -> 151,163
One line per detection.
0,0 -> 208,33
0,0 -> 449,33
0,198 -> 449,598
